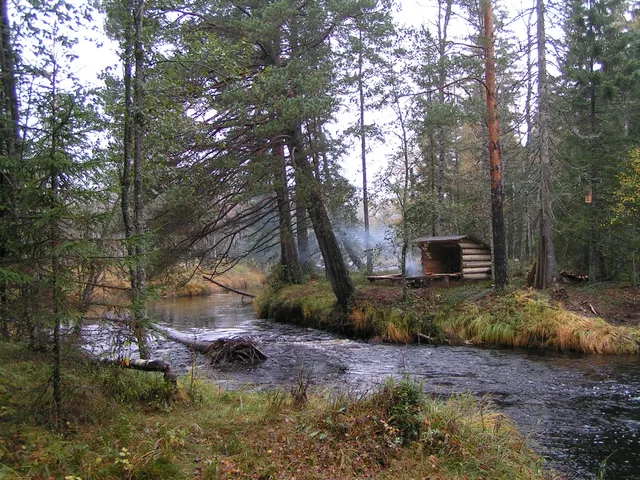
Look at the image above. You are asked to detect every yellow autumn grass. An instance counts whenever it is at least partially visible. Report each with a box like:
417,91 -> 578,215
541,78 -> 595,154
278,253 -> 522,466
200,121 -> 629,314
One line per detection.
162,263 -> 265,297
348,308 -> 368,332
439,290 -> 640,354
382,321 -> 412,344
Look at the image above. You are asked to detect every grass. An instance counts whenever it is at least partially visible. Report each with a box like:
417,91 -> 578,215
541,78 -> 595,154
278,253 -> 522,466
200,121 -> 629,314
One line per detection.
255,278 -> 342,331
159,263 -> 266,298
0,341 -> 555,479
438,289 -> 640,354
255,276 -> 640,354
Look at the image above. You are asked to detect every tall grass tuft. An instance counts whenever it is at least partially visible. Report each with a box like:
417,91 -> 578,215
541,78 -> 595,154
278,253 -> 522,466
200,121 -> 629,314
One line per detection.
439,290 -> 640,354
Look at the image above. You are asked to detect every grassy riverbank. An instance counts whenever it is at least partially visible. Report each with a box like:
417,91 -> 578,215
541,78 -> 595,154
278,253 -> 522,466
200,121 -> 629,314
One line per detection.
159,263 -> 266,297
256,277 -> 640,354
0,341 -> 553,479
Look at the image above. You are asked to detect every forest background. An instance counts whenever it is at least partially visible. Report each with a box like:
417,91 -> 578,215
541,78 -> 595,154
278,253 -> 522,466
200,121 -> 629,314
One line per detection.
0,0 -> 639,417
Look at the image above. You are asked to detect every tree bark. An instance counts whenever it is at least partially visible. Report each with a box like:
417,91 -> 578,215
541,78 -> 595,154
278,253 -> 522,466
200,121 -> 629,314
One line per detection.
482,0 -> 509,289
290,129 -> 355,311
0,0 -> 19,157
435,0 -> 453,234
588,57 -> 600,283
358,31 -> 373,275
0,0 -> 20,340
337,229 -> 365,271
274,140 -> 302,283
535,0 -> 558,289
121,0 -> 136,291
49,57 -> 63,422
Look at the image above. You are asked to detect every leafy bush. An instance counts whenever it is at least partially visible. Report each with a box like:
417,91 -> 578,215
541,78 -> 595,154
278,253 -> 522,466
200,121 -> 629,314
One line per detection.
373,377 -> 425,443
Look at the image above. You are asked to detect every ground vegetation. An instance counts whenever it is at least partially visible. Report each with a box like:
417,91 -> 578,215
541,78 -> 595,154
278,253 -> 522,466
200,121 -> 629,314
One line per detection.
0,341 -> 555,480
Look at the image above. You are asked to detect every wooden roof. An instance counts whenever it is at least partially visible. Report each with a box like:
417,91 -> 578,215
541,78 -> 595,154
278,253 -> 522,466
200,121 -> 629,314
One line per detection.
413,235 -> 490,249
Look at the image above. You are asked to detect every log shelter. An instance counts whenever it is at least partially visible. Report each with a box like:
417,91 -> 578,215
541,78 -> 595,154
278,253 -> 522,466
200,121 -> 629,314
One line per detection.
414,235 -> 492,281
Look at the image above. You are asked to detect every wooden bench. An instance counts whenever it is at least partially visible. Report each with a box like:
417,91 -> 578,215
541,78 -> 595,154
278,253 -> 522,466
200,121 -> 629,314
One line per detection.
406,273 -> 462,287
368,273 -> 462,287
367,274 -> 404,283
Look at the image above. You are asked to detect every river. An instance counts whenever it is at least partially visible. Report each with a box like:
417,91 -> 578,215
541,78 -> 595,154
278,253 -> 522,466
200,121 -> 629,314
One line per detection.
146,294 -> 640,479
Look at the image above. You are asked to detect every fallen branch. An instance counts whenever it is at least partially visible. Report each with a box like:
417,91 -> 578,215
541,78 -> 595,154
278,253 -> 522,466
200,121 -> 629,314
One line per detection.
201,275 -> 256,298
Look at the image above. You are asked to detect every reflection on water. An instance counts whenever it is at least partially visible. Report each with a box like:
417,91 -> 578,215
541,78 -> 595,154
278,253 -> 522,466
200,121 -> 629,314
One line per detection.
148,294 -> 640,480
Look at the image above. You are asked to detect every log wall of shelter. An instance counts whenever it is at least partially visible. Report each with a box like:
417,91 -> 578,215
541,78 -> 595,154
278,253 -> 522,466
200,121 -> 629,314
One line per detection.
459,240 -> 491,279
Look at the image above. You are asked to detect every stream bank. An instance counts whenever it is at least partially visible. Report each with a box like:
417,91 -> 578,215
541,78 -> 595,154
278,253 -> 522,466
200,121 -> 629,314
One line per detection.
147,293 -> 640,479
255,277 -> 640,354
0,341 -> 550,480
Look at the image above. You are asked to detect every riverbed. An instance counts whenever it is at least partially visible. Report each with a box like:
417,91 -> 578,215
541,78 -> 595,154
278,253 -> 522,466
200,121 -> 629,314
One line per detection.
146,294 -> 640,479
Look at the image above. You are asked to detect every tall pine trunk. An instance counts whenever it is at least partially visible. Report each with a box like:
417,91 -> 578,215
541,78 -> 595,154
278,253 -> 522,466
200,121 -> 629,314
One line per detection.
49,58 -> 62,422
121,0 -> 136,292
535,0 -> 558,289
358,32 -> 372,275
588,58 -> 600,283
0,0 -> 19,340
290,129 -> 354,311
482,0 -> 509,289
274,141 -> 302,283
435,0 -> 452,234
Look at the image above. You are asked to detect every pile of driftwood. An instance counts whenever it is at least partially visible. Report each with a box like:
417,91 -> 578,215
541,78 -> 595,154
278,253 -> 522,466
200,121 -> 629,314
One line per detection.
161,328 -> 267,365
200,338 -> 267,364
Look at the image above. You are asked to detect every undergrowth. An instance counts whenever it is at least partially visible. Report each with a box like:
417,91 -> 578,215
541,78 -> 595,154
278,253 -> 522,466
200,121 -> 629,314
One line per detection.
0,342 -> 555,479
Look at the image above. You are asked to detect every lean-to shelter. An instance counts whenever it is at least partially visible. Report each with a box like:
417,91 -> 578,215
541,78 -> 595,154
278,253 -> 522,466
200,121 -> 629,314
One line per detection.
414,235 -> 492,280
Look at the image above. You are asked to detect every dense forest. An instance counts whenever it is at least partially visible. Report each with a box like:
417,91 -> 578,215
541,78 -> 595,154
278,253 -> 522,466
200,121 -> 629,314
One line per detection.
1,0 -> 639,413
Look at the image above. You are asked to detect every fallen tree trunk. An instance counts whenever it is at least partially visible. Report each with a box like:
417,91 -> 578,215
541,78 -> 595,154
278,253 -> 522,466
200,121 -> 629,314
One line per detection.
161,328 -> 267,365
202,275 -> 256,298
101,357 -> 177,384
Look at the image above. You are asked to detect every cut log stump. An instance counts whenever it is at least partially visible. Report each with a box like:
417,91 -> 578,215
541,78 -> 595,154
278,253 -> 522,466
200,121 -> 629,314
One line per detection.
101,358 -> 177,385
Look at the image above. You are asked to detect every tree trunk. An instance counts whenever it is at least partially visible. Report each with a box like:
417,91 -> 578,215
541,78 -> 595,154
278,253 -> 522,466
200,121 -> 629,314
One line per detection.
428,130 -> 437,235
358,31 -> 373,275
274,141 -> 302,283
49,58 -> 63,422
588,57 -> 600,283
337,229 -> 365,271
482,0 -> 509,289
523,21 -> 533,262
0,0 -> 18,157
535,0 -> 558,289
160,328 -> 267,364
121,0 -> 136,291
0,0 -> 19,340
290,129 -> 355,311
132,0 -> 149,358
435,0 -> 452,235
295,193 -> 311,268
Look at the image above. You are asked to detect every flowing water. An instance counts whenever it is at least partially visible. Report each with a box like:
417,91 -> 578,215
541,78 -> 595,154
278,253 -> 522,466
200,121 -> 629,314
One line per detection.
144,294 -> 640,479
